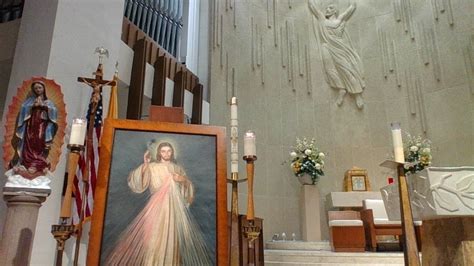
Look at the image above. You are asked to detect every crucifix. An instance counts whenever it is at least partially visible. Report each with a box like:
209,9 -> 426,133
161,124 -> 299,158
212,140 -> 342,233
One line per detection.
73,47 -> 116,266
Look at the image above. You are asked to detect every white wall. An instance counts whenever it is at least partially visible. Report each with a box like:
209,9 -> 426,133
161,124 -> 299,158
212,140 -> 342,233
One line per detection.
209,0 -> 474,241
0,19 -> 20,119
0,0 -> 124,264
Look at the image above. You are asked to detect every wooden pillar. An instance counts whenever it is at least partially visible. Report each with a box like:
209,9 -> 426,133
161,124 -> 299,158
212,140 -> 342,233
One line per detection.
173,71 -> 185,108
191,83 -> 203,124
151,55 -> 167,106
397,164 -> 420,266
126,38 -> 147,119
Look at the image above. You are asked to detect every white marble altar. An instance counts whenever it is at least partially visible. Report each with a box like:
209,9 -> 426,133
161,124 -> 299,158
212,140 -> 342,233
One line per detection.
381,167 -> 474,220
326,191 -> 382,209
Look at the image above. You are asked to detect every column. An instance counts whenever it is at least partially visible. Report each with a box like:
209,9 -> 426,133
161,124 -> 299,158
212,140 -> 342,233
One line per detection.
300,185 -> 321,241
0,187 -> 50,265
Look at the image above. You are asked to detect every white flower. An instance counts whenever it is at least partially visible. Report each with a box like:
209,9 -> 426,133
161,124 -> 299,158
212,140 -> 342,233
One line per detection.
315,163 -> 321,170
290,151 -> 297,158
318,152 -> 325,159
410,145 -> 419,152
423,148 -> 430,153
305,149 -> 312,155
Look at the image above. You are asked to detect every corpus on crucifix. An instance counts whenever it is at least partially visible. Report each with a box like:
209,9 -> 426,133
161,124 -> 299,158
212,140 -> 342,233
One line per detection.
78,47 -> 116,108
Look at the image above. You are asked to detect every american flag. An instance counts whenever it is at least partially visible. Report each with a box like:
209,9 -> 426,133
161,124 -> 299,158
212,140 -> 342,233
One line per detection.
73,90 -> 103,222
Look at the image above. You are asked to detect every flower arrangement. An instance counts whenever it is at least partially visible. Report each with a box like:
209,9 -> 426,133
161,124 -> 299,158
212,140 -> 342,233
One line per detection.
403,133 -> 432,174
289,138 -> 325,185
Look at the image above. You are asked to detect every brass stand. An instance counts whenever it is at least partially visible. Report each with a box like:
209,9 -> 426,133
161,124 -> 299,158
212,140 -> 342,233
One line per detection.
242,155 -> 260,266
380,160 -> 420,266
51,222 -> 75,266
227,173 -> 247,266
51,144 -> 83,266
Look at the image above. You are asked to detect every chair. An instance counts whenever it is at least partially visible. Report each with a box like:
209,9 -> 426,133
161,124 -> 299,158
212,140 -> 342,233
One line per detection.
328,211 -> 366,252
360,199 -> 422,251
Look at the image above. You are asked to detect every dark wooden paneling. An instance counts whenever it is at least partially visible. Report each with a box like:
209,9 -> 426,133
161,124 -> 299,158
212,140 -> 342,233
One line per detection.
152,56 -> 167,106
122,17 -> 205,124
227,213 -> 264,266
126,38 -> 147,120
191,84 -> 203,124
149,105 -> 184,123
173,71 -> 186,107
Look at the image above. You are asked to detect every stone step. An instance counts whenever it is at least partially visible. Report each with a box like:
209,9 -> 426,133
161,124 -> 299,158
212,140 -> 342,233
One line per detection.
265,241 -> 332,251
264,250 -> 405,265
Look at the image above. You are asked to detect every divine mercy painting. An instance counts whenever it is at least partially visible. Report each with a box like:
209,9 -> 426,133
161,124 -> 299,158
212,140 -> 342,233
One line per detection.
98,128 -> 218,265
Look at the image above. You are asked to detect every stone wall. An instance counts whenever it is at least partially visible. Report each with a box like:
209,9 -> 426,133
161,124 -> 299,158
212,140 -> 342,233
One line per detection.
209,0 -> 473,241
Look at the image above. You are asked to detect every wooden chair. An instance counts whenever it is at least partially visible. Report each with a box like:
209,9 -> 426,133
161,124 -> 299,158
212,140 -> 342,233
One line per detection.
360,199 -> 422,251
328,211 -> 366,252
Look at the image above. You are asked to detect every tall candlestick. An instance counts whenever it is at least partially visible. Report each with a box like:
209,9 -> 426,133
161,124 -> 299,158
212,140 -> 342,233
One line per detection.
244,130 -> 256,157
391,122 -> 405,163
246,159 -> 255,220
230,97 -> 239,174
70,118 -> 87,145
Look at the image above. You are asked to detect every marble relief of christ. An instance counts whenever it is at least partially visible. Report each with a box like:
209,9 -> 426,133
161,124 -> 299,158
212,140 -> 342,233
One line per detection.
309,0 -> 366,109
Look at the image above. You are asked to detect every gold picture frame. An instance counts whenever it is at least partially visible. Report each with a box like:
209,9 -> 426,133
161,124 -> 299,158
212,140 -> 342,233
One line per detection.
343,167 -> 371,192
87,119 -> 228,265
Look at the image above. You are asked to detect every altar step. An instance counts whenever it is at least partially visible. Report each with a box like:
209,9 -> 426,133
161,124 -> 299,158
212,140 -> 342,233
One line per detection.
264,250 -> 404,265
264,241 -> 404,265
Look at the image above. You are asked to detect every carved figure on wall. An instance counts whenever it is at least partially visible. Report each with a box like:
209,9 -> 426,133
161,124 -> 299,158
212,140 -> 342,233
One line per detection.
309,0 -> 366,109
3,77 -> 67,187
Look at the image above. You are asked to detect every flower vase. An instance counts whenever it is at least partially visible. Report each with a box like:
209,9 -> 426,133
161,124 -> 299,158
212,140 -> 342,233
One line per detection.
298,174 -> 314,185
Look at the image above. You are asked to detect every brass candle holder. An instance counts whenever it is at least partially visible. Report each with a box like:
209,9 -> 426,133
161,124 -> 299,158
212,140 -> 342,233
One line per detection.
242,221 -> 261,244
227,172 -> 247,266
51,144 -> 84,266
51,223 -> 75,266
242,155 -> 260,265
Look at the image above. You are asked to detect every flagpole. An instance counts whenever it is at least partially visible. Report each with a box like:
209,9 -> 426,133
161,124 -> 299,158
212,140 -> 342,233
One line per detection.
73,98 -> 98,266
107,62 -> 119,119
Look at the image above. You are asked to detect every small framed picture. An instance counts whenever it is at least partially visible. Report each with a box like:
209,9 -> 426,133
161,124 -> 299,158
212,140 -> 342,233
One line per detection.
344,167 -> 371,192
351,175 -> 367,191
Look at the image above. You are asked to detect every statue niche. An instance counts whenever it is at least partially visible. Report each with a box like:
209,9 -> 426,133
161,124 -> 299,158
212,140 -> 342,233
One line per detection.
308,1 -> 366,109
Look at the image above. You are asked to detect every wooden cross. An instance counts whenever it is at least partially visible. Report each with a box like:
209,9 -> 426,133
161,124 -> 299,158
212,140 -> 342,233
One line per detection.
77,64 -> 116,105
73,62 -> 117,266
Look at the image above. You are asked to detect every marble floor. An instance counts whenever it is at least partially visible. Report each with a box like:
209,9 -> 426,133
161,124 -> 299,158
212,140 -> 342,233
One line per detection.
265,241 -> 405,265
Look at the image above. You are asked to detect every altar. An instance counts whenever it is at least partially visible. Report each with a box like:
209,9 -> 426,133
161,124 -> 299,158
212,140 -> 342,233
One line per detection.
326,191 -> 382,210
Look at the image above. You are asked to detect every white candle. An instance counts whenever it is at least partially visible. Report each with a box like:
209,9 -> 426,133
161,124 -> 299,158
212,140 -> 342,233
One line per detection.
231,97 -> 238,122
244,130 -> 256,157
230,97 -> 239,173
390,122 -> 405,163
70,118 -> 87,145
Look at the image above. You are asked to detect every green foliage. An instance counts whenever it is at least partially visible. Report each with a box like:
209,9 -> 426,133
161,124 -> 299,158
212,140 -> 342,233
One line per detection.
289,138 -> 325,185
403,133 -> 432,174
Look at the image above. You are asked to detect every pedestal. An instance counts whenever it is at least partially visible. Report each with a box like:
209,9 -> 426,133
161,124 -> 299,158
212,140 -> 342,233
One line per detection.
300,185 -> 321,241
0,186 -> 51,266
422,217 -> 474,266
